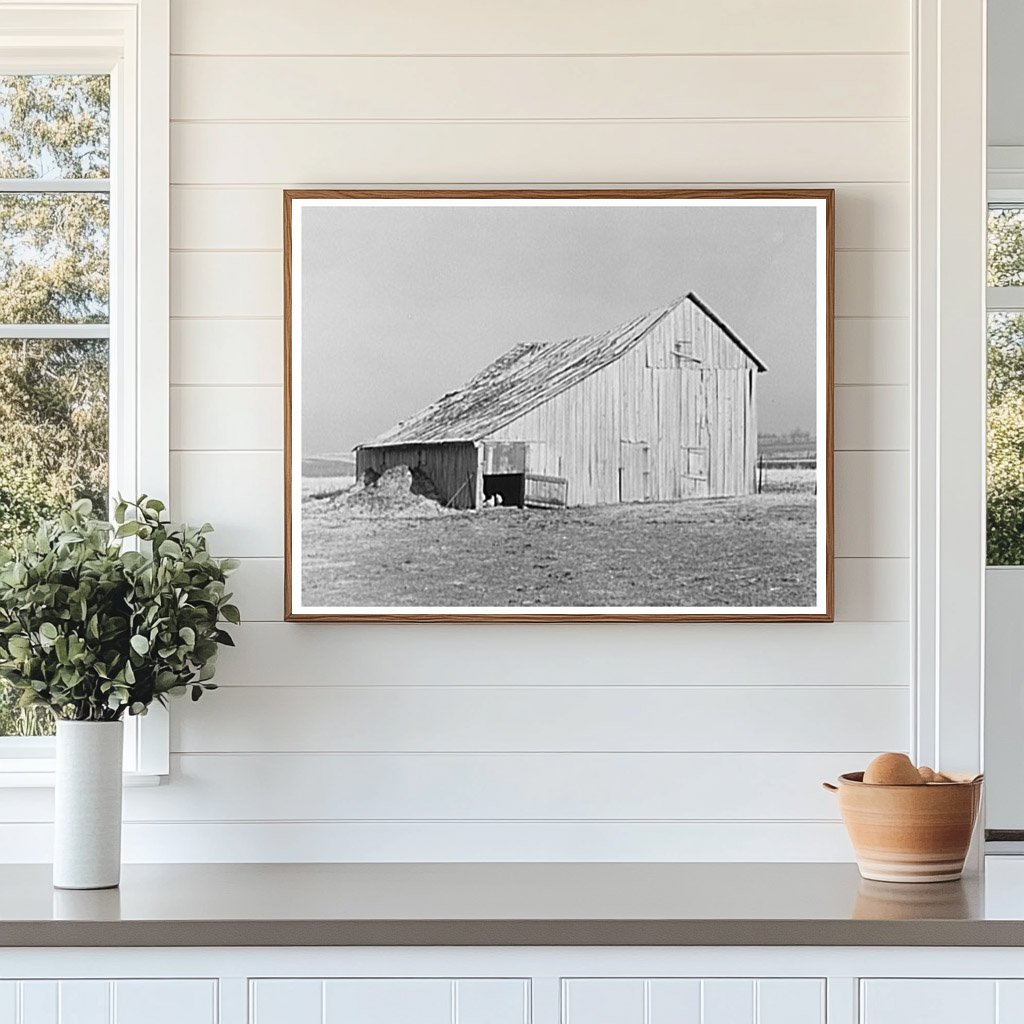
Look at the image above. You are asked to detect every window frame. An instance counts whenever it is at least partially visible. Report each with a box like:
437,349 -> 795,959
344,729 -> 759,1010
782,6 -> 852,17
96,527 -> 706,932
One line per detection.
0,0 -> 169,783
983,191 -> 1024,837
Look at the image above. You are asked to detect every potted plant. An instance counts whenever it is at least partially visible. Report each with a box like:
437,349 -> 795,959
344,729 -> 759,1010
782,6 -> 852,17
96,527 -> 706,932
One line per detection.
0,497 -> 239,889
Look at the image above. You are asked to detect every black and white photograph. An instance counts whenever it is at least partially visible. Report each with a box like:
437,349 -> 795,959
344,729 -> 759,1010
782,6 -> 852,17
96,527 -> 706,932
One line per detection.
285,190 -> 833,621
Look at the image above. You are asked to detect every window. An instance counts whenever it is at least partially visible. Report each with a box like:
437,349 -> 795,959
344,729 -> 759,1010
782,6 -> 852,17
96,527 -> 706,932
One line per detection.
671,338 -> 697,363
987,205 -> 1024,565
0,74 -> 111,738
0,3 -> 169,778
683,446 -> 707,479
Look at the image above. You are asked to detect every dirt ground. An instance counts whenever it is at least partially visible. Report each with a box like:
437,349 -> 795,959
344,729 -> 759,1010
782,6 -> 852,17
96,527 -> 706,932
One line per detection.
301,491 -> 817,609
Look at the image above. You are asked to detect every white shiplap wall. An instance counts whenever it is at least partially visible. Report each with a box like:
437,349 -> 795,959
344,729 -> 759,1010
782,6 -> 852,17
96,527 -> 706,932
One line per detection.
3,0 -> 915,861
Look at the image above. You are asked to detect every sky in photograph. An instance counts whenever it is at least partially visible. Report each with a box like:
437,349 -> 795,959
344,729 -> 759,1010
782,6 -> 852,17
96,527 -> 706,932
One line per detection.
299,202 -> 820,457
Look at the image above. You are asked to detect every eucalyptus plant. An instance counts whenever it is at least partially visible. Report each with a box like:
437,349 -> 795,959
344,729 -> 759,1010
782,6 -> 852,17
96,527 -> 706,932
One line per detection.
0,496 -> 239,722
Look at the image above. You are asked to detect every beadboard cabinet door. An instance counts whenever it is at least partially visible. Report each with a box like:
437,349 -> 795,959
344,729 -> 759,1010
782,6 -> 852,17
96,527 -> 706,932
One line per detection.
0,980 -> 217,1024
860,980 -> 1024,1023
249,978 -> 529,1024
562,978 -> 825,1024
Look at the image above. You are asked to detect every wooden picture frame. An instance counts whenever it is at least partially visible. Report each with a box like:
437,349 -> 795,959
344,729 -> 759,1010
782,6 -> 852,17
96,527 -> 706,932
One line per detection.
284,189 -> 834,622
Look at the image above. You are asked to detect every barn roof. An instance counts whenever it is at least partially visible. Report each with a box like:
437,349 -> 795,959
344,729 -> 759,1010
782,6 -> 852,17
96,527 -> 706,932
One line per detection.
358,292 -> 766,448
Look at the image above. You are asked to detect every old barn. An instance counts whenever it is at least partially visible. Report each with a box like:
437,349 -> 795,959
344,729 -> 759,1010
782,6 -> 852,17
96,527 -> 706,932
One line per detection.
355,292 -> 767,510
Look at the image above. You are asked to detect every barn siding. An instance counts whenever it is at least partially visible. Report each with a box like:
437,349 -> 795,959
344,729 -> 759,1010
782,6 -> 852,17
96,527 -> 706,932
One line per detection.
487,297 -> 759,505
355,442 -> 479,509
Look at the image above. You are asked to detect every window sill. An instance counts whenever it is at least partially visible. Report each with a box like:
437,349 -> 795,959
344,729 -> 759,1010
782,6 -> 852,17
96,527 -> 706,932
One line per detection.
0,769 -> 164,789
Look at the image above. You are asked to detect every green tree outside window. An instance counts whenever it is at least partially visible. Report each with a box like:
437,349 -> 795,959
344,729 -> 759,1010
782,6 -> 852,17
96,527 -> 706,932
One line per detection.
0,75 -> 110,736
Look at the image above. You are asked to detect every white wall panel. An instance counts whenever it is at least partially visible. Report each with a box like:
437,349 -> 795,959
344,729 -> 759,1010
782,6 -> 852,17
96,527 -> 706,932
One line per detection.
170,0 -> 909,56
562,979 -> 824,1024
171,386 -> 282,451
323,980 -> 451,1024
834,452 -> 910,558
647,980 -> 701,1023
835,251 -> 910,318
250,980 -> 322,1024
756,980 -> 825,1024
0,984 -> 13,1024
123,752 -> 859,822
563,980 -> 644,1024
702,980 -> 754,1024
171,188 -> 282,251
251,979 -> 527,1024
861,980 -> 997,1024
212,621 -> 910,687
113,981 -> 217,1024
58,982 -> 109,1024
172,55 -> 908,121
170,183 -> 909,252
171,252 -> 280,317
833,558 -> 909,621
456,980 -> 529,1024
170,121 -> 909,186
170,319 -> 283,386
0,0 -> 915,863
171,683 -> 908,754
226,558 -> 284,621
0,982 -> 216,1024
18,983 -> 56,1024
834,386 -> 910,450
998,980 -> 1024,1022
171,451 -> 283,557
834,319 -> 909,386
0,819 -> 855,863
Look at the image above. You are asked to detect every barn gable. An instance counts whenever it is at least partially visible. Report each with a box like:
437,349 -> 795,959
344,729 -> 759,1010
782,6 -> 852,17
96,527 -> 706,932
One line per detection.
358,292 -> 765,450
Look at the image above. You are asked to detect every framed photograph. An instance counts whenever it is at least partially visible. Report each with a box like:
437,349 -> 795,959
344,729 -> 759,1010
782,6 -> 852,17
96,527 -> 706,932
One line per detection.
284,189 -> 833,622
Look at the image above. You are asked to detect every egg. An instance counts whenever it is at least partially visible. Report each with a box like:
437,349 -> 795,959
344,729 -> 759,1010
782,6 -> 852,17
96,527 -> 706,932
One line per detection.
863,752 -> 925,786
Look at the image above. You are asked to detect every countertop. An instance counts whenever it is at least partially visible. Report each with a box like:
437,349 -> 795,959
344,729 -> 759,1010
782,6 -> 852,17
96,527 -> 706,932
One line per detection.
7,861 -> 1024,947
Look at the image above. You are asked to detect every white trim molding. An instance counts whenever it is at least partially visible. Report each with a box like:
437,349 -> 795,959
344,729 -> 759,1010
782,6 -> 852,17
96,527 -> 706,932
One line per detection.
988,147 -> 1024,193
914,0 -> 987,783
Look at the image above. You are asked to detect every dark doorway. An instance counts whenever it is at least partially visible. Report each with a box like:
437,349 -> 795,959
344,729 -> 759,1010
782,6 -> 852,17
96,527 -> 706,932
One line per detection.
483,473 -> 525,508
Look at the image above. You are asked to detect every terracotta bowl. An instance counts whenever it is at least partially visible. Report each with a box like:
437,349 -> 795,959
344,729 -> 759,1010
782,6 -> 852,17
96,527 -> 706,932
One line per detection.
823,772 -> 983,883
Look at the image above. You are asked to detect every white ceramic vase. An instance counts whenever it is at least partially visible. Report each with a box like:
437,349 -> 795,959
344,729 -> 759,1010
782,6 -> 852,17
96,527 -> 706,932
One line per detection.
53,720 -> 124,890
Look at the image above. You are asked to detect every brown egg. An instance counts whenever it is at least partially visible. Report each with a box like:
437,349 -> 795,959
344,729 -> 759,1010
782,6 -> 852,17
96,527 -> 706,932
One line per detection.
863,752 -> 925,786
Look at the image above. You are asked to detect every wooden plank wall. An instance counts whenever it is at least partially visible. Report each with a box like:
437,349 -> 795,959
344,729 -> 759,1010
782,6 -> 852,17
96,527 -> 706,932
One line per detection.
489,299 -> 760,504
0,0 -> 914,863
356,444 -> 479,510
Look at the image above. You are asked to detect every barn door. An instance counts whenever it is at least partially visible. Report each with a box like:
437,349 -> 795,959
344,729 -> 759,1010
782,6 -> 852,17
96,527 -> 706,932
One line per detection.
619,441 -> 650,502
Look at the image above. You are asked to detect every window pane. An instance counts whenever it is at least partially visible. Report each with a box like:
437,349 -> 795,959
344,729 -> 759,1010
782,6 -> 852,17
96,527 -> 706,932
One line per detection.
989,206 -> 1024,287
0,338 -> 108,738
0,75 -> 109,179
988,312 -> 1024,564
0,192 -> 109,323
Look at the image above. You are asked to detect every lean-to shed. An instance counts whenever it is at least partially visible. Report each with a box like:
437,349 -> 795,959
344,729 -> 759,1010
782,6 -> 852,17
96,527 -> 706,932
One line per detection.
355,292 -> 767,510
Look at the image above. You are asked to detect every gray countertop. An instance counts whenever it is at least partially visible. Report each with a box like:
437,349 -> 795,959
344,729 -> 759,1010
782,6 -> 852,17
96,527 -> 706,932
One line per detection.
4,861 -> 1024,947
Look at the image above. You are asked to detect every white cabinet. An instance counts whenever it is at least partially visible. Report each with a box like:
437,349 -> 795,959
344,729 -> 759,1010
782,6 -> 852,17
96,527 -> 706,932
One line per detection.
562,978 -> 825,1024
0,980 -> 216,1024
249,978 -> 529,1024
861,980 -> 1024,1024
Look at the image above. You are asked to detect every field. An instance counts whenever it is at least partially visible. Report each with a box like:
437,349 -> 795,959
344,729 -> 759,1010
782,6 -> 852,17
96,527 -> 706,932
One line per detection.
302,474 -> 356,500
301,489 -> 817,609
